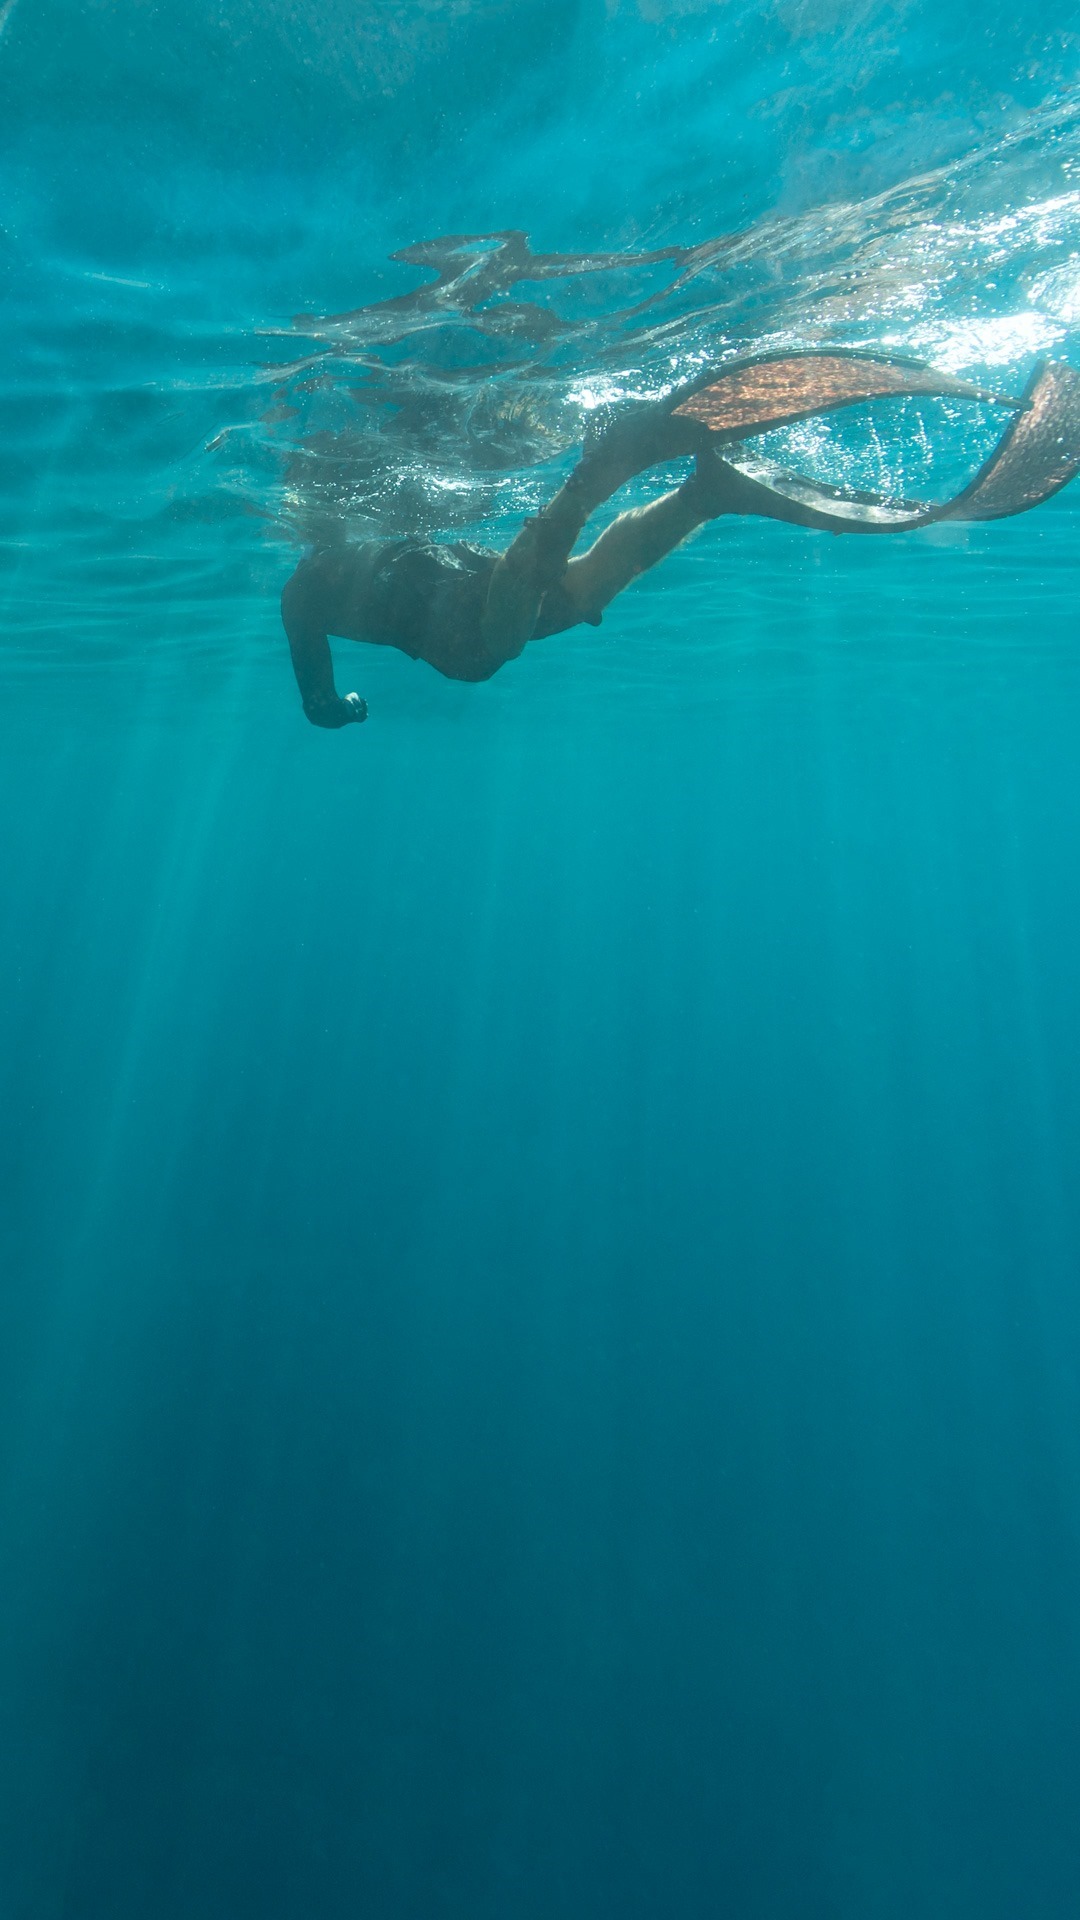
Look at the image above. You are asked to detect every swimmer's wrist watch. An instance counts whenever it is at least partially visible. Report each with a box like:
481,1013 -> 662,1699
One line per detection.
303,691 -> 368,728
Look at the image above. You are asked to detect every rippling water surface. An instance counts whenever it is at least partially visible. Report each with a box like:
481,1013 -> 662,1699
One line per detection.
3,7 -> 1080,1919
5,2 -> 1080,664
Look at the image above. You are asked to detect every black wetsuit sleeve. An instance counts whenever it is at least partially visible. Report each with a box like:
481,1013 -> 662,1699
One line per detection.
280,567 -> 369,731
282,573 -> 337,708
276,560 -> 368,733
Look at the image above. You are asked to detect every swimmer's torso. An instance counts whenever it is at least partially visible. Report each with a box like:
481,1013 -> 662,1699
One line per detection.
284,538 -> 583,684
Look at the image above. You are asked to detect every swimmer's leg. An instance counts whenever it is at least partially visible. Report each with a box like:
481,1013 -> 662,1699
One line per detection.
559,483 -> 712,619
478,519 -> 560,662
555,441 -> 888,622
557,454 -> 781,620
479,409 -> 707,657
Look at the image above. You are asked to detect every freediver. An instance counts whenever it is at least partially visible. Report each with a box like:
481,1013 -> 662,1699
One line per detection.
281,351 -> 1080,728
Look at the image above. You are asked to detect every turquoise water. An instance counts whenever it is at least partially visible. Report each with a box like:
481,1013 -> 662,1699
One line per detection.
4,4 -> 1080,1915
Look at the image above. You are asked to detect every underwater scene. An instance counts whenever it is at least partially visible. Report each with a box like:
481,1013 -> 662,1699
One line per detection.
3,1 -> 1080,1914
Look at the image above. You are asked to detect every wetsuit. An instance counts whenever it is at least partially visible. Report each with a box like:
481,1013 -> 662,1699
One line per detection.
284,536 -> 585,686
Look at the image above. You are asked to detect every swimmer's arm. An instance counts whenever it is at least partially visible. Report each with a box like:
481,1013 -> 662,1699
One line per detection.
281,579 -> 367,730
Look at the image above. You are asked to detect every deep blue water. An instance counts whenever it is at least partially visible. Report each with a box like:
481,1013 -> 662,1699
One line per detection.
4,4 -> 1080,1916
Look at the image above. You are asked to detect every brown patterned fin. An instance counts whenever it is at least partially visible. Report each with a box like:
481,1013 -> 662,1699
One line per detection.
690,362 -> 1080,534
673,352 -> 1013,442
940,361 -> 1080,521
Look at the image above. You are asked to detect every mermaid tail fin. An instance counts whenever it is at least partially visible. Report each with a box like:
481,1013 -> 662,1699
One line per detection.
695,360 -> 1080,534
673,350 -> 1016,443
581,353 -> 1080,535
937,360 -> 1080,521
581,350 -> 1015,481
692,453 -> 932,532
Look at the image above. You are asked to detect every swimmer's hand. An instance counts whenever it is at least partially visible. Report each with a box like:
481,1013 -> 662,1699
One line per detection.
303,691 -> 368,730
